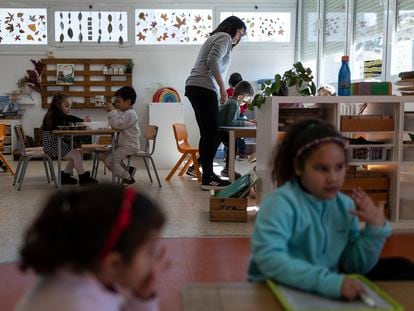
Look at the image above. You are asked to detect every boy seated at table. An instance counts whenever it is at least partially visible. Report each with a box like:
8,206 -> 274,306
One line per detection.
103,86 -> 141,185
218,80 -> 256,179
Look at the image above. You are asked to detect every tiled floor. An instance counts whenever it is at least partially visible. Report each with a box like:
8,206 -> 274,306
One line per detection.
1,235 -> 413,311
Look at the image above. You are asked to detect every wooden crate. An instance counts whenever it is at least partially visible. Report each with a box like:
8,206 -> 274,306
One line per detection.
342,177 -> 389,204
209,197 -> 247,222
40,58 -> 132,109
341,116 -> 394,131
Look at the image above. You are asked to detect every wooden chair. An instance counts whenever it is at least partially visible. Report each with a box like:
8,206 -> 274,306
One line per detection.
165,123 -> 201,182
126,125 -> 162,187
81,135 -> 111,179
13,125 -> 57,190
0,124 -> 15,175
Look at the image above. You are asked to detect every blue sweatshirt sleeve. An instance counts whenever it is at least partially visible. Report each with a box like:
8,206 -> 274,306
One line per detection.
339,216 -> 391,274
250,194 -> 344,298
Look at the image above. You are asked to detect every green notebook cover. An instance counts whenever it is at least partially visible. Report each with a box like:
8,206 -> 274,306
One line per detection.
214,173 -> 250,198
266,275 -> 404,311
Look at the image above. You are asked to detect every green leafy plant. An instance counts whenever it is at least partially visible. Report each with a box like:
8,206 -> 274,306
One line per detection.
249,62 -> 316,110
125,59 -> 134,74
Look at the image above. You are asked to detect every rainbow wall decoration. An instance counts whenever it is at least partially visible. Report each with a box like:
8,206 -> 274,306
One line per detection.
152,87 -> 181,103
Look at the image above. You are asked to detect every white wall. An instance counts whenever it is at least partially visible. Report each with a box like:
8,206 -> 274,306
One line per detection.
0,0 -> 296,149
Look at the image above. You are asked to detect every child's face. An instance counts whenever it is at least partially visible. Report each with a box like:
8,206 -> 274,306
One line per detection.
117,230 -> 159,290
295,142 -> 346,200
114,96 -> 131,111
237,94 -> 252,105
60,98 -> 72,114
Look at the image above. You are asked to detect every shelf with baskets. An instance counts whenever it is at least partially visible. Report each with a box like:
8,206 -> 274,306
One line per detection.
256,96 -> 414,229
40,58 -> 133,109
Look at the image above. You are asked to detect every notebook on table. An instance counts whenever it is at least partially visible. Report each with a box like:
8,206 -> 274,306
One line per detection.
266,275 -> 404,311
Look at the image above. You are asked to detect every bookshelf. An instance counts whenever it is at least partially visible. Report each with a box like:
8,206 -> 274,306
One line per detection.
40,58 -> 132,109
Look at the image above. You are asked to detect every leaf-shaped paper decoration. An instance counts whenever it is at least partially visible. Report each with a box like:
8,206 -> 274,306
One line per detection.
28,24 -> 36,32
17,13 -> 23,18
98,35 -> 101,43
119,23 -> 123,31
6,24 -> 14,32
98,29 -> 102,35
78,12 -> 82,21
60,21 -> 64,30
60,12 -> 63,19
26,34 -> 34,40
68,28 -> 73,38
79,33 -> 83,42
68,12 -> 71,19
119,13 -> 122,21
60,33 -> 64,43
19,29 -> 24,33
108,14 -> 112,22
108,24 -> 112,33
119,36 -> 123,45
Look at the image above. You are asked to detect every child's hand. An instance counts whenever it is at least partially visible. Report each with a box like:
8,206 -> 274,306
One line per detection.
245,121 -> 256,126
341,276 -> 365,301
103,102 -> 115,112
350,187 -> 386,226
133,245 -> 170,300
84,116 -> 91,122
249,119 -> 257,124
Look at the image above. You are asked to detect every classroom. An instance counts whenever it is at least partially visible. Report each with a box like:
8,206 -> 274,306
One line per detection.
0,0 -> 414,310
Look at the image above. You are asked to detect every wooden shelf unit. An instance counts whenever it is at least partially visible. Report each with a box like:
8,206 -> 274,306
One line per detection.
40,58 -> 132,109
256,95 -> 414,230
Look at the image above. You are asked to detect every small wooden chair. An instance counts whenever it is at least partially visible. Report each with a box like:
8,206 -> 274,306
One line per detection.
0,124 -> 15,175
165,123 -> 201,182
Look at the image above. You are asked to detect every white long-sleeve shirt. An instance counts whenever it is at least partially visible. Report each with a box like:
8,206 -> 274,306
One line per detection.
15,271 -> 158,311
108,109 -> 141,151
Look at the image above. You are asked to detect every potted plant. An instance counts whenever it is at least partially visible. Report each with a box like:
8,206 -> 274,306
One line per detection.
249,61 -> 316,110
125,59 -> 134,74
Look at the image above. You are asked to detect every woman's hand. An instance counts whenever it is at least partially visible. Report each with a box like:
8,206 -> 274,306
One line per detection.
133,246 -> 170,300
350,187 -> 386,226
219,87 -> 228,105
341,276 -> 365,301
84,116 -> 91,122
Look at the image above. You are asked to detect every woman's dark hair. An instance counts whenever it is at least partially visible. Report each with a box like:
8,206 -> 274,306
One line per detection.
272,118 -> 346,186
210,16 -> 246,41
42,93 -> 68,130
229,72 -> 243,87
20,184 -> 165,275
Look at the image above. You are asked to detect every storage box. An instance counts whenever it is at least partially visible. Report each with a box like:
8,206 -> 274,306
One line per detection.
350,82 -> 392,95
342,177 -> 389,205
340,116 -> 394,131
209,197 -> 248,222
347,146 -> 388,161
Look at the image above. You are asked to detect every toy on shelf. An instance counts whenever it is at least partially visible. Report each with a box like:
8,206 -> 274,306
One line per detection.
152,87 -> 181,103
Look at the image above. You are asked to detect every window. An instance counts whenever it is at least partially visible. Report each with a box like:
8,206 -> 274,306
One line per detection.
321,0 -> 347,84
54,11 -> 128,44
351,0 -> 386,80
220,11 -> 291,43
391,0 -> 414,75
0,8 -> 47,44
299,0 -> 319,76
135,9 -> 212,44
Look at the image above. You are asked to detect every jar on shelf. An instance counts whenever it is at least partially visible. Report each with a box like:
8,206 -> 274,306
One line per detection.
113,66 -> 119,75
119,67 -> 125,75
102,66 -> 108,75
108,67 -> 114,75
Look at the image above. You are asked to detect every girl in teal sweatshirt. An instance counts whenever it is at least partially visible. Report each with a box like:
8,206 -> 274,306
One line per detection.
248,118 -> 391,301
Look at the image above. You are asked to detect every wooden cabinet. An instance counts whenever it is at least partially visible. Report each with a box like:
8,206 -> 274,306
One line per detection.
256,95 -> 414,230
40,58 -> 132,109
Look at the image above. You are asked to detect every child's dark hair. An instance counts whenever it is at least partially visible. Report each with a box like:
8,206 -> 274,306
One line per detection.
229,72 -> 243,88
114,86 -> 137,105
42,93 -> 69,130
211,16 -> 246,40
234,80 -> 254,97
272,118 -> 347,185
20,184 -> 165,275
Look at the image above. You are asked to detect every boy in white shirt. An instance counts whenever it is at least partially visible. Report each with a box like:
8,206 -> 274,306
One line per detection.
103,86 -> 141,185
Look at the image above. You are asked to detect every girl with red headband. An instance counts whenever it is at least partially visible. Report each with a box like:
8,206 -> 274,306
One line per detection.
16,184 -> 166,311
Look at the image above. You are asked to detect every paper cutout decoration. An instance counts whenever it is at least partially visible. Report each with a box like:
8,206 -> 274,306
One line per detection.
152,87 -> 181,103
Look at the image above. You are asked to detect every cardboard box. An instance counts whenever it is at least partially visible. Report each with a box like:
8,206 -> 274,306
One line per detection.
341,116 -> 394,131
209,197 -> 248,222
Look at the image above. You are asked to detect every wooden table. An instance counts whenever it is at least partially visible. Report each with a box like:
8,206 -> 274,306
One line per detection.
219,126 -> 256,181
52,129 -> 119,188
182,282 -> 414,310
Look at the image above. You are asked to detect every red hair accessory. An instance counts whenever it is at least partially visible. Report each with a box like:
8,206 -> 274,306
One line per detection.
100,187 -> 135,257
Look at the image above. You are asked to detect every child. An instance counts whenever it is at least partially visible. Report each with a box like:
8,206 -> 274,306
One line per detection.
226,72 -> 243,97
103,86 -> 141,185
318,84 -> 336,96
248,118 -> 392,301
16,184 -> 166,311
218,80 -> 255,179
41,93 -> 97,185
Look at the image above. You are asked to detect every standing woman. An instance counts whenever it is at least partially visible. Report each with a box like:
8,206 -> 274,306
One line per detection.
185,16 -> 246,190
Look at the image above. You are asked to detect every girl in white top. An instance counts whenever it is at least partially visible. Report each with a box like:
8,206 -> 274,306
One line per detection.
16,184 -> 167,311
